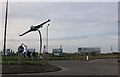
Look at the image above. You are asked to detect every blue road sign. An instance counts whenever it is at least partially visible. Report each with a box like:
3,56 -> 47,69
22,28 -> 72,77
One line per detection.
18,45 -> 24,54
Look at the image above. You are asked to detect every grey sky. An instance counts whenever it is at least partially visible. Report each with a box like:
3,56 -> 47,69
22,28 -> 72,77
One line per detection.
1,2 -> 118,53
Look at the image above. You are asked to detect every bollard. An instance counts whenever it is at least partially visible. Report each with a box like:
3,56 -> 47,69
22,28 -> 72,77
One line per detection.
86,56 -> 89,61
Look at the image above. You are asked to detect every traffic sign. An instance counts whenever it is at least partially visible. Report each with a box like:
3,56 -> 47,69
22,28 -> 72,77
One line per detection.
30,51 -> 35,57
18,45 -> 24,64
18,45 -> 24,54
24,51 -> 35,57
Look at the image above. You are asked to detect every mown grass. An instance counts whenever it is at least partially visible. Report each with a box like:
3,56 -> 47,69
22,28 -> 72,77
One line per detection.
1,53 -> 120,64
2,63 -> 62,74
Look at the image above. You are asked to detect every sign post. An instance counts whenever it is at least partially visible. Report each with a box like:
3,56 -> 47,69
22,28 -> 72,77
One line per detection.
18,45 -> 24,64
30,52 -> 34,64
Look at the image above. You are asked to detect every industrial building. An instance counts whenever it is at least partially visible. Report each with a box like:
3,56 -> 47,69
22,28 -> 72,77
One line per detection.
78,47 -> 101,55
52,45 -> 63,56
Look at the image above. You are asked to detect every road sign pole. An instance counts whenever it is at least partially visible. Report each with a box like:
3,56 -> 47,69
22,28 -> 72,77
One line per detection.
26,56 -> 28,64
21,43 -> 28,63
30,52 -> 33,64
31,56 -> 33,64
10,50 -> 12,64
25,52 -> 28,64
18,52 -> 21,64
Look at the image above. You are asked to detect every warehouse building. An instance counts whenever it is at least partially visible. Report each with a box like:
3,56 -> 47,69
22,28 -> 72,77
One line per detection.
78,47 -> 101,55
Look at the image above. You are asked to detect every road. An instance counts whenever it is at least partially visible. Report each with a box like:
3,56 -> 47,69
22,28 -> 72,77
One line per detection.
2,59 -> 119,77
38,59 -> 118,75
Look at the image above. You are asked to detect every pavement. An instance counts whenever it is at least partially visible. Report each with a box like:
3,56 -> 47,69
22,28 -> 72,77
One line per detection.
2,59 -> 119,77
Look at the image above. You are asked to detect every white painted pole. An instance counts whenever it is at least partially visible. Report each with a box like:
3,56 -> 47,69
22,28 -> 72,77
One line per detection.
46,24 -> 50,53
86,56 -> 89,61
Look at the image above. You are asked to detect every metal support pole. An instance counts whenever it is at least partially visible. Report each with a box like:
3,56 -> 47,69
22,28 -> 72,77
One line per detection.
21,43 -> 28,63
3,0 -> 8,60
46,24 -> 50,53
10,50 -> 12,64
21,43 -> 27,51
37,30 -> 42,60
18,51 -> 21,64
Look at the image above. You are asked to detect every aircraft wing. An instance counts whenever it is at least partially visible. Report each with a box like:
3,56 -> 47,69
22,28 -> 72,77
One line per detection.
35,19 -> 50,29
19,30 -> 31,36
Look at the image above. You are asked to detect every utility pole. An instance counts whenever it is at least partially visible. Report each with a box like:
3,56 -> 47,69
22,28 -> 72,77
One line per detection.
3,0 -> 8,60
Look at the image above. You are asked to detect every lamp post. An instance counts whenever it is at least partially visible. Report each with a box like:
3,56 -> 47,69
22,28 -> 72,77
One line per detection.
46,24 -> 50,53
3,0 -> 8,60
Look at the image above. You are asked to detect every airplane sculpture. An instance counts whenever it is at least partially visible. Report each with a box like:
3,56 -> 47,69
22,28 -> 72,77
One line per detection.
19,19 -> 50,36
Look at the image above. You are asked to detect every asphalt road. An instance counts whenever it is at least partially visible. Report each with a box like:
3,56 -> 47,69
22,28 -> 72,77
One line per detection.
2,59 -> 119,77
37,59 -> 118,75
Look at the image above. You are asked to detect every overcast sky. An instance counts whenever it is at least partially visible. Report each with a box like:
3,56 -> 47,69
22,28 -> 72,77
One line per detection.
0,2 -> 118,53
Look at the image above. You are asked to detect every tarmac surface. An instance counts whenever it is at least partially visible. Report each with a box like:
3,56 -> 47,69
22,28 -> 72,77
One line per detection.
2,59 -> 119,77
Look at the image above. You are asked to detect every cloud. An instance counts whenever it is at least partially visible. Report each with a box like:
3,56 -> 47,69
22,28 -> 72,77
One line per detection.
1,2 -> 118,53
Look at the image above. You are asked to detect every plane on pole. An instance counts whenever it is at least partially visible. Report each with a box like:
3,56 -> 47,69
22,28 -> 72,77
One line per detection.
19,19 -> 50,36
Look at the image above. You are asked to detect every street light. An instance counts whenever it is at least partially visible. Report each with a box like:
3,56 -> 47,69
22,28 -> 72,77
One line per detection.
3,0 -> 8,60
46,24 -> 50,53
19,19 -> 50,60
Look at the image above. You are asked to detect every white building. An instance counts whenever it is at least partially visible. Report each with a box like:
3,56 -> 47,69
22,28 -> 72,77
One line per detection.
1,49 -> 11,56
52,45 -> 63,56
78,47 -> 101,55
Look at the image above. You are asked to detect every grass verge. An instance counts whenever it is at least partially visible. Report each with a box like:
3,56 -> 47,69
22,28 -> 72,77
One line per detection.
2,63 -> 62,74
